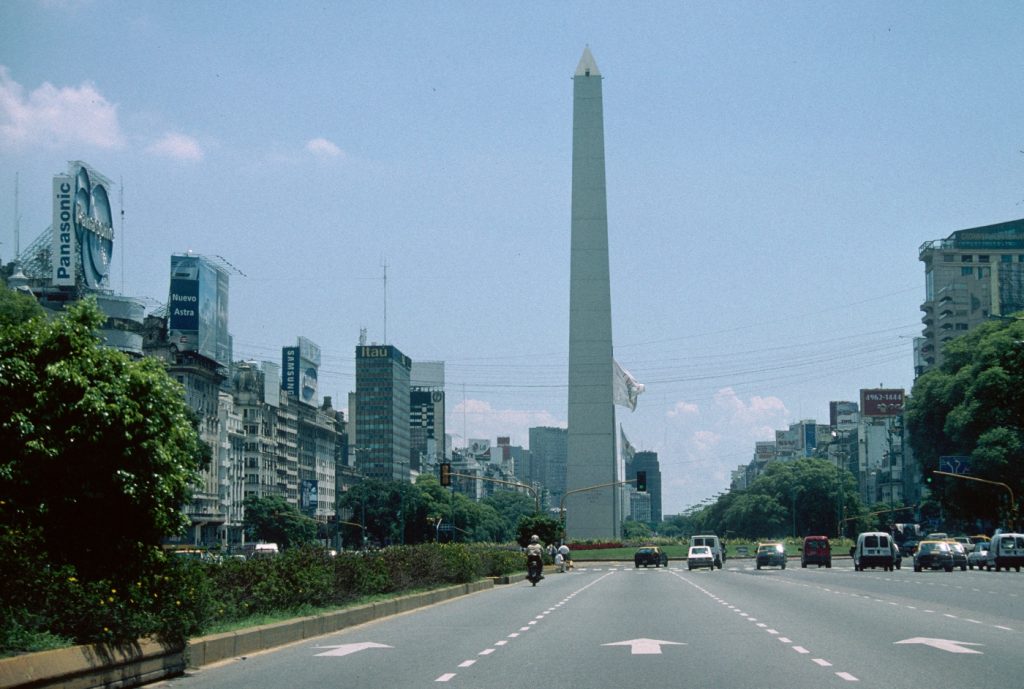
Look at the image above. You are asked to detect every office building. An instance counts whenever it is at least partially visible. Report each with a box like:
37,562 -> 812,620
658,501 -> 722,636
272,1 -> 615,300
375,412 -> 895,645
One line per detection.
354,344 -> 412,481
918,218 -> 1024,374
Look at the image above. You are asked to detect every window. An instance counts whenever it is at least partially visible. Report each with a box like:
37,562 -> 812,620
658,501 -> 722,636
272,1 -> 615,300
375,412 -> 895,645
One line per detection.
979,255 -> 989,263
962,267 -> 973,276
962,255 -> 973,262
1001,255 -> 1012,263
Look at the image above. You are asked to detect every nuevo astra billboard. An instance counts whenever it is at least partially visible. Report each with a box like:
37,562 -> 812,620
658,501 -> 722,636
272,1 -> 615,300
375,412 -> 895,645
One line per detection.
51,162 -> 115,289
168,254 -> 230,367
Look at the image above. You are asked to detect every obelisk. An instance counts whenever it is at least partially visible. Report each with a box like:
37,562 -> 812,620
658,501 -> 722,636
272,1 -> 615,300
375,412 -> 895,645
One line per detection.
566,47 -> 619,540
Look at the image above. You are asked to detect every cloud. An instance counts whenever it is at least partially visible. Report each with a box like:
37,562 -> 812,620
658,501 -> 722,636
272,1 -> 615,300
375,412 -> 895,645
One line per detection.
306,137 -> 343,158
666,400 -> 699,418
449,398 -> 564,447
145,132 -> 204,161
0,66 -> 124,150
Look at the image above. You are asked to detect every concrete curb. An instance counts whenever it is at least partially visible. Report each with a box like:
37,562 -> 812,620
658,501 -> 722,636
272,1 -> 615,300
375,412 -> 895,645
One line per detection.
0,579 -> 497,689
187,580 -> 494,668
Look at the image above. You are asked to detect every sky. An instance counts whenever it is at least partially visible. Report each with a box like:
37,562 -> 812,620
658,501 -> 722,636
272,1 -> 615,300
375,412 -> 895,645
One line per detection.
3,2 -> 1024,515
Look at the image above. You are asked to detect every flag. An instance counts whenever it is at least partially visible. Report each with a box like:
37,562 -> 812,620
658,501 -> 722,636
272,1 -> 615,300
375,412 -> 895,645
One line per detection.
613,360 -> 645,411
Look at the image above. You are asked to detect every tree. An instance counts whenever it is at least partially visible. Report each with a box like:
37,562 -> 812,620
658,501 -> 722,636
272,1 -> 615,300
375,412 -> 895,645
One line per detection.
905,316 -> 1024,528
242,495 -> 318,548
622,519 -> 653,540
481,490 -> 537,542
516,514 -> 561,547
0,285 -> 44,326
0,297 -> 208,581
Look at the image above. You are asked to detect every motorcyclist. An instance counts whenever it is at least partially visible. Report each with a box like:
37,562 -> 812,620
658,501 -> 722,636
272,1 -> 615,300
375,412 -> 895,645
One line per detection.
526,534 -> 545,580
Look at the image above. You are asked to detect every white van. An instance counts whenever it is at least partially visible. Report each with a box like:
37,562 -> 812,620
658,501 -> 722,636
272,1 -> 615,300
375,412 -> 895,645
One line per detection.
986,530 -> 1024,572
853,532 -> 894,571
690,535 -> 724,569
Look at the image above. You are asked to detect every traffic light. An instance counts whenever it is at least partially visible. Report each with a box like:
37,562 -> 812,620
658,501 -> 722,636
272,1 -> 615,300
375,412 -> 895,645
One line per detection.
925,469 -> 933,485
440,463 -> 452,487
636,471 -> 647,492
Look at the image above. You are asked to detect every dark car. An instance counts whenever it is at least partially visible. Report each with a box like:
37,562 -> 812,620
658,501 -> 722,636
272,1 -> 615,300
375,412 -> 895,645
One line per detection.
634,546 -> 668,568
801,535 -> 831,568
913,540 -> 954,572
900,540 -> 919,556
948,542 -> 968,571
756,542 -> 786,570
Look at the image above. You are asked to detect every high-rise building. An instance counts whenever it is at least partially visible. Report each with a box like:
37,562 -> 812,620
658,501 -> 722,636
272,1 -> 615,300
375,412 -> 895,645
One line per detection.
529,426 -> 568,510
918,218 -> 1024,374
566,47 -> 619,539
628,451 -> 663,525
354,344 -> 412,481
410,361 -> 445,474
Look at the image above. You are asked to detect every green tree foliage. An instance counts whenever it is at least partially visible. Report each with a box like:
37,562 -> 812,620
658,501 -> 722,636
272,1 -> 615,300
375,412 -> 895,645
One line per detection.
622,519 -> 653,540
242,495 -> 319,549
905,316 -> 1024,527
481,490 -> 537,541
515,514 -> 561,547
0,284 -> 45,326
0,297 -> 210,648
692,458 -> 862,540
0,297 -> 208,580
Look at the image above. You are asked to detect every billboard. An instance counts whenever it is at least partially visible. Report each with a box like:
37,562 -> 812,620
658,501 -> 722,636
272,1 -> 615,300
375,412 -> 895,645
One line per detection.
301,479 -> 319,514
297,336 -> 320,405
51,175 -> 75,285
860,388 -> 905,417
168,255 -> 230,367
282,347 -> 299,397
52,163 -> 115,289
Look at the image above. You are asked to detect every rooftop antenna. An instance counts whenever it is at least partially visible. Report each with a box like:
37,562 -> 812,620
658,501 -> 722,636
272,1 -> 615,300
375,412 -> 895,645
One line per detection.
381,256 -> 389,344
13,173 -> 19,260
119,176 -> 125,293
358,327 -> 367,347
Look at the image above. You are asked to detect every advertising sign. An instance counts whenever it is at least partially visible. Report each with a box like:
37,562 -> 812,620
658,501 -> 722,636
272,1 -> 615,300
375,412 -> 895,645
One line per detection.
168,277 -> 199,331
282,347 -> 299,396
860,388 -> 905,417
301,479 -> 319,513
51,175 -> 75,286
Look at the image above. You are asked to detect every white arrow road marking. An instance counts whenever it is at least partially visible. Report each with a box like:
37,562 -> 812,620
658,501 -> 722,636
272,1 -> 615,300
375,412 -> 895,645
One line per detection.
894,637 -> 984,654
315,642 -> 393,657
602,638 -> 686,655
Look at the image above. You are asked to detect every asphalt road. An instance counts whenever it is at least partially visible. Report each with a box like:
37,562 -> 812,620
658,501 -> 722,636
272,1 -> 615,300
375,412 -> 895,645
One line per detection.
155,559 -> 1022,689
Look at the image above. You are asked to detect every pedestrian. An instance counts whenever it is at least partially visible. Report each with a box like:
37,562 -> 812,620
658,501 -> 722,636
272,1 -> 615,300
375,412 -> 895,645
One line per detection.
555,552 -> 565,572
558,543 -> 572,570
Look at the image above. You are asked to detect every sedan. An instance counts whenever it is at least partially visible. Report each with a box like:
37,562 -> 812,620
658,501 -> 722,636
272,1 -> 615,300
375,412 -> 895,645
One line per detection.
756,542 -> 787,570
634,546 -> 668,568
949,542 -> 968,571
913,540 -> 954,572
967,542 -> 990,570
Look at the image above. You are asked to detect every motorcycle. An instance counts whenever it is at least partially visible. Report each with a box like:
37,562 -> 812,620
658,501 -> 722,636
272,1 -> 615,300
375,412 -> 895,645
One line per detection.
526,555 -> 544,586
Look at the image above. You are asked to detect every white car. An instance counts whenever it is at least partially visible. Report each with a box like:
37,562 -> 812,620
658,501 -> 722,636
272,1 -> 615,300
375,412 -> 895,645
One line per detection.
687,545 -> 715,571
967,542 -> 990,570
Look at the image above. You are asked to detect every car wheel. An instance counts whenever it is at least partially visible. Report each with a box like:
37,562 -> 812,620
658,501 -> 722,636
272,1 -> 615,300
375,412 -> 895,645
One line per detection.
756,564 -> 761,570
781,563 -> 786,569
945,566 -> 953,572
826,562 -> 831,568
914,565 -> 921,572
961,565 -> 966,571
802,562 -> 807,568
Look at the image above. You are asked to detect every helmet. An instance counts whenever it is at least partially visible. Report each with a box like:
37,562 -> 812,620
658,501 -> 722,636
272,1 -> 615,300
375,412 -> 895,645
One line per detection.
530,534 -> 540,543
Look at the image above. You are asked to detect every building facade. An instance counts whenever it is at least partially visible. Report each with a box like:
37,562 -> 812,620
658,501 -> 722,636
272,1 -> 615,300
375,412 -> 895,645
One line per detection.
354,344 -> 412,482
918,218 -> 1024,374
